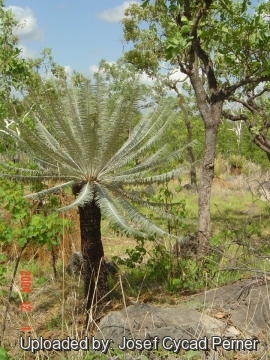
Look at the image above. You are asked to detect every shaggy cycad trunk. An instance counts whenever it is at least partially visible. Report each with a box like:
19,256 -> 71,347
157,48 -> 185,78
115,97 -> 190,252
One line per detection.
73,185 -> 110,313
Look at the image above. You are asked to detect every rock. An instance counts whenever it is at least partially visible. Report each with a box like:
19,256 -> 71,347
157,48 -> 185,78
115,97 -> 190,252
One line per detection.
92,280 -> 269,357
255,180 -> 270,202
106,261 -> 119,276
224,326 -> 241,337
95,303 -> 225,346
94,279 -> 270,356
193,278 -> 270,334
66,251 -> 83,275
172,233 -> 198,259
182,183 -> 192,190
66,252 -> 118,276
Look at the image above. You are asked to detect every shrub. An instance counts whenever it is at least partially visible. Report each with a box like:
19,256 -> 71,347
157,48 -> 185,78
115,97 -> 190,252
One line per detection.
228,155 -> 246,175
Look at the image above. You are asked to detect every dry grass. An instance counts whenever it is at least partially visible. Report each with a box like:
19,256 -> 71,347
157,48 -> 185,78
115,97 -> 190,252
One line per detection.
214,155 -> 227,178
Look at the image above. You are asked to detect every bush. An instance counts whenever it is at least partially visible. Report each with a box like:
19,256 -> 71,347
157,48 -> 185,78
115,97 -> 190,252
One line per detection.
228,155 -> 246,175
0,179 -> 73,283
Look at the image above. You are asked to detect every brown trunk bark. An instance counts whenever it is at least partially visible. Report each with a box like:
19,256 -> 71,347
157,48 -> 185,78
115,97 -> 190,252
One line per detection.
185,119 -> 198,191
78,200 -> 110,312
72,182 -> 110,317
197,122 -> 218,259
189,69 -> 223,259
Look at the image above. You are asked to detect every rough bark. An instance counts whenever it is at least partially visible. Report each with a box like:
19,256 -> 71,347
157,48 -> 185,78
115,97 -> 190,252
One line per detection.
188,54 -> 223,257
197,122 -> 219,258
185,116 -> 198,191
78,200 -> 110,312
73,183 -> 110,315
187,32 -> 224,258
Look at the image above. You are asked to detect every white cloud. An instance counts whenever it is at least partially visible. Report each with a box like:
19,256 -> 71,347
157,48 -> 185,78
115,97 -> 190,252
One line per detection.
88,62 -> 116,76
7,6 -> 42,41
88,64 -> 99,75
96,1 -> 138,23
64,65 -> 72,77
18,44 -> 36,58
139,72 -> 155,86
168,68 -> 188,83
42,65 -> 72,81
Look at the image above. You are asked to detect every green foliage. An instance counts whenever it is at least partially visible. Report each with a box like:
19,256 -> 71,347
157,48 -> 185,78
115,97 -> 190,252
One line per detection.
123,0 -> 270,78
117,240 -> 204,293
0,0 -> 33,118
36,276 -> 46,285
0,179 -> 73,262
183,350 -> 200,359
144,180 -> 187,235
146,244 -> 179,287
216,120 -> 269,167
115,179 -> 188,282
97,58 -> 166,107
116,238 -> 147,269
46,314 -> 62,331
228,155 -> 246,169
0,254 -> 7,287
0,347 -> 8,360
123,0 -> 270,168
117,222 -> 267,294
167,90 -> 269,167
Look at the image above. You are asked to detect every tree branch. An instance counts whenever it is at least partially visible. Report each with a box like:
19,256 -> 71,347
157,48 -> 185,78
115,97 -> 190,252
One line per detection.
225,76 -> 270,98
230,97 -> 255,113
183,0 -> 191,19
222,110 -> 248,121
191,9 -> 206,38
247,88 -> 270,101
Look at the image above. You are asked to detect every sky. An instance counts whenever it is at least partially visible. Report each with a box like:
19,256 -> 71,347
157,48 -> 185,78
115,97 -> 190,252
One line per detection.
3,0 -> 262,83
4,0 -> 139,76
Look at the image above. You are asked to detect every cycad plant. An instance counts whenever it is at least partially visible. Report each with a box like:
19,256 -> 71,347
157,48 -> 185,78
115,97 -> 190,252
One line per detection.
1,75 -> 187,315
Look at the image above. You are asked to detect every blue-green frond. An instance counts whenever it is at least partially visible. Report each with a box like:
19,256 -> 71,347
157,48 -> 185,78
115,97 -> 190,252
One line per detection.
57,182 -> 94,211
94,183 -> 146,238
25,181 -> 75,199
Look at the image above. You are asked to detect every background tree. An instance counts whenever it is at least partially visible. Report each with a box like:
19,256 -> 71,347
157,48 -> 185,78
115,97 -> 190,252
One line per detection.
97,58 -> 165,107
122,0 -> 270,257
1,74 -> 187,320
222,89 -> 270,164
99,58 -> 199,187
0,0 -> 32,111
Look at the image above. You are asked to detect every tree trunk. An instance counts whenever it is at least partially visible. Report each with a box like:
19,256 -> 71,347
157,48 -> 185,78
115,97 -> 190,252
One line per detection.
185,117 -> 198,191
77,199 -> 110,313
189,67 -> 223,259
197,122 -> 218,259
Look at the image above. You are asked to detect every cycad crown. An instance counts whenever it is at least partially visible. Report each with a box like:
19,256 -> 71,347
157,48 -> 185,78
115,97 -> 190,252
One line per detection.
1,76 -> 186,240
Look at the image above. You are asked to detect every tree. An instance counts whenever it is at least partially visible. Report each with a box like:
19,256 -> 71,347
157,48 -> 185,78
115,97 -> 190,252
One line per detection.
97,58 -> 163,106
222,89 -> 270,164
0,0 -> 32,103
99,58 -> 199,187
0,74 -> 186,320
0,0 -> 36,163
122,0 -> 270,257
